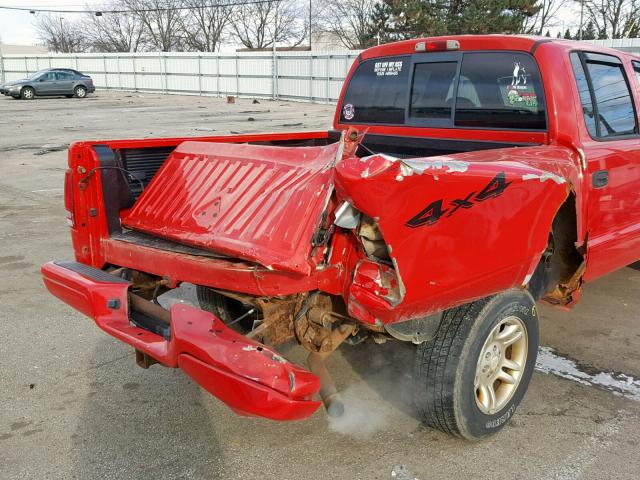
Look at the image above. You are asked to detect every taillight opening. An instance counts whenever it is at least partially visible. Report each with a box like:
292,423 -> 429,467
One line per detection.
64,169 -> 75,227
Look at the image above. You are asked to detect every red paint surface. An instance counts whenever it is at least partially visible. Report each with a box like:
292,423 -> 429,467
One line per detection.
335,152 -> 570,323
122,141 -> 340,275
41,261 -> 321,420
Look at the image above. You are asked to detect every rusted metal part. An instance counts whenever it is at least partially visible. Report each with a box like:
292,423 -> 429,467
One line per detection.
214,290 -> 307,345
107,267 -> 125,277
528,194 -> 585,304
543,260 -> 586,305
295,293 -> 339,352
129,292 -> 171,325
256,296 -> 306,345
129,270 -> 167,294
307,323 -> 356,417
135,349 -> 159,369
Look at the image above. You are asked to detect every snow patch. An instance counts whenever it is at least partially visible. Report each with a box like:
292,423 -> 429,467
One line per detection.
535,346 -> 640,401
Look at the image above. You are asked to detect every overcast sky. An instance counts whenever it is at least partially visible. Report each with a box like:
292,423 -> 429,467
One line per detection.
0,0 -> 582,48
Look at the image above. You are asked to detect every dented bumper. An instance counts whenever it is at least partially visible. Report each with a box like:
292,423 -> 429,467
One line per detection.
41,261 -> 321,421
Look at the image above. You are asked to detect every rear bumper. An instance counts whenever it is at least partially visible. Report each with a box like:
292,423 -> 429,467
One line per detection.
41,260 -> 321,421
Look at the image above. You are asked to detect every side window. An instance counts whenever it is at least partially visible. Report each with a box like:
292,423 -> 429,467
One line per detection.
578,53 -> 638,138
340,56 -> 409,125
570,53 -> 598,137
56,72 -> 73,80
42,72 -> 56,81
454,52 -> 546,130
409,62 -> 458,120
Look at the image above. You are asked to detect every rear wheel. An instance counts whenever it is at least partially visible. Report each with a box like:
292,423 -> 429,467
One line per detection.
196,286 -> 261,333
20,87 -> 35,100
74,85 -> 87,98
413,289 -> 538,440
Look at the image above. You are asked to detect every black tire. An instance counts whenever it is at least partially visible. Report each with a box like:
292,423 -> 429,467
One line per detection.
413,289 -> 539,440
20,87 -> 35,100
196,286 -> 260,332
74,85 -> 87,98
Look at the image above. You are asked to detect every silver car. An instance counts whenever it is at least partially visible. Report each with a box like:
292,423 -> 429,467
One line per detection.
1,69 -> 95,99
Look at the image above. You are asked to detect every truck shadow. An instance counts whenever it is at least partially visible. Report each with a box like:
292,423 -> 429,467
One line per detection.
70,339 -> 226,480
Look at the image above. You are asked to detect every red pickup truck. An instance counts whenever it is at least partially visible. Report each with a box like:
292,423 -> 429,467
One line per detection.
42,35 -> 640,440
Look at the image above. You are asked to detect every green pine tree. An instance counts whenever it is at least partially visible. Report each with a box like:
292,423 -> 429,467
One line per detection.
563,28 -> 572,39
374,0 -> 540,38
580,21 -> 597,40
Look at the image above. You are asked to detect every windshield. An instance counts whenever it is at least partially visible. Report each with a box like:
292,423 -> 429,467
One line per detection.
27,70 -> 48,80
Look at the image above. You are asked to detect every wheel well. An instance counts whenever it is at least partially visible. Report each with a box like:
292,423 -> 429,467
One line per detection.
527,193 -> 584,302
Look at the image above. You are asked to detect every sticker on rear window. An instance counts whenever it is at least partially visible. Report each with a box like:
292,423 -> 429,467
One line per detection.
499,61 -> 538,110
374,61 -> 403,76
343,103 -> 355,120
511,61 -> 527,87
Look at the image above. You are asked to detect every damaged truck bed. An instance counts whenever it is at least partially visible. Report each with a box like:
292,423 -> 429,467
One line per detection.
42,35 -> 640,440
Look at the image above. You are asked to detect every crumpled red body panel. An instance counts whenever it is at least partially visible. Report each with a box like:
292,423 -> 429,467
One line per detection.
335,148 -> 573,324
41,261 -> 321,420
122,141 -> 341,275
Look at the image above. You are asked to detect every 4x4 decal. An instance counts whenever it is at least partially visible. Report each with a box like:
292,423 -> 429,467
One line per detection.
406,172 -> 511,228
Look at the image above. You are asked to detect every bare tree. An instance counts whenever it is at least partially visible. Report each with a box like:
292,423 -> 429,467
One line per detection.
231,0 -> 307,49
178,0 -> 236,51
581,0 -> 637,38
34,14 -> 87,53
123,0 -> 184,51
319,0 -> 377,49
83,1 -> 145,52
522,0 -> 562,35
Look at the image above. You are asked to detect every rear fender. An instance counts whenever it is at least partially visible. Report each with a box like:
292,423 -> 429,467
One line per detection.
335,152 -> 571,324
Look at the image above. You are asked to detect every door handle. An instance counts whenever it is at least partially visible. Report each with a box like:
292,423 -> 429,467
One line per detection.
592,170 -> 609,188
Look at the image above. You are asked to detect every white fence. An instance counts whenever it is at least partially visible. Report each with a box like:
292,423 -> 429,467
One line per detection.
0,51 -> 361,103
584,38 -> 640,52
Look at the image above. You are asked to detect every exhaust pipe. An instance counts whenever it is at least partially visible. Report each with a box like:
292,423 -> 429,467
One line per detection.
306,324 -> 355,418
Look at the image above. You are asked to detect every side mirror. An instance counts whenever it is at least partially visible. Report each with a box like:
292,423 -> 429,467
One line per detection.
39,78 -> 46,82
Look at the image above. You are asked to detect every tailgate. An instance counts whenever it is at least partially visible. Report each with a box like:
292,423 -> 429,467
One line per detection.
121,141 -> 341,274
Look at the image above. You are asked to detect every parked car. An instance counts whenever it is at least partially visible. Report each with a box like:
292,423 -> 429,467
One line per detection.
1,68 -> 94,99
41,35 -> 640,440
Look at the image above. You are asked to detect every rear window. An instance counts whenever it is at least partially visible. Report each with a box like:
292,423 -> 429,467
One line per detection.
409,62 -> 458,121
339,56 -> 409,125
454,52 -> 546,129
340,51 -> 546,130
